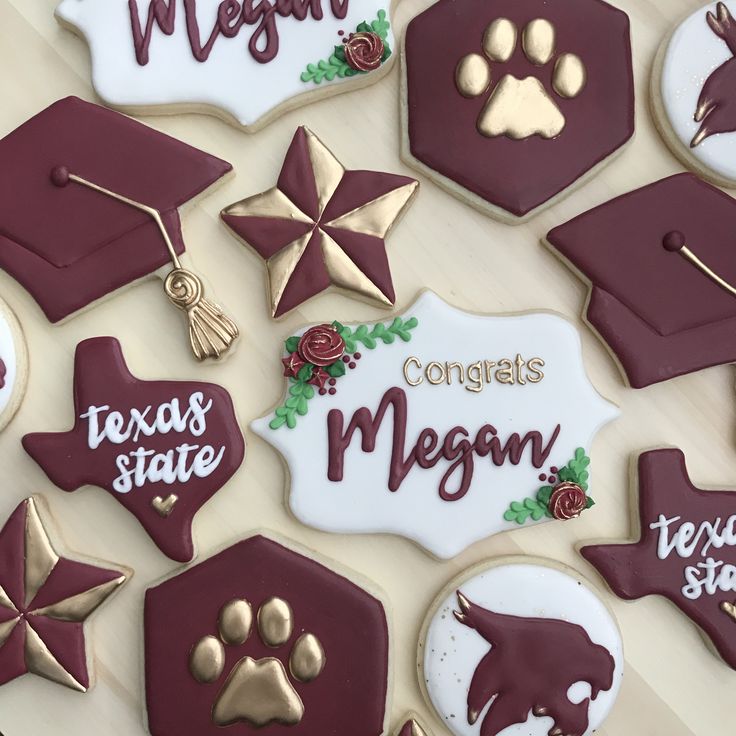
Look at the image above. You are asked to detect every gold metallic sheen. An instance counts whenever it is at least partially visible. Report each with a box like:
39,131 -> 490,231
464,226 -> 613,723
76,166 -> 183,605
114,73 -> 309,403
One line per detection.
289,633 -> 326,682
219,599 -> 253,645
31,577 -> 126,622
0,617 -> 19,648
522,19 -> 556,65
257,597 -> 293,647
483,18 -> 517,62
24,498 -> 59,608
151,494 -> 178,517
455,54 -> 491,98
553,54 -> 587,98
190,635 -> 225,684
24,621 -> 86,692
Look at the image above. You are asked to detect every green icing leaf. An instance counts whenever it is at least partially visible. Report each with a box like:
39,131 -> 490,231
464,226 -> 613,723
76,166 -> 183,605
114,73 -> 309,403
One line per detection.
586,497 -> 596,509
297,364 -> 314,382
285,336 -> 300,354
326,361 -> 347,378
536,485 -> 553,506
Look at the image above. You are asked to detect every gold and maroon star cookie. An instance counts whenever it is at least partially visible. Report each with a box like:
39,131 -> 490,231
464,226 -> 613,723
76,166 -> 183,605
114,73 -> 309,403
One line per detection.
221,127 -> 418,318
0,497 -> 128,692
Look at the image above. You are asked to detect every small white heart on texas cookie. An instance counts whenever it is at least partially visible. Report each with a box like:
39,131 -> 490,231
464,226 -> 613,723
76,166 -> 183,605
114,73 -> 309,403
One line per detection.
152,495 -> 178,517
721,601 -> 736,621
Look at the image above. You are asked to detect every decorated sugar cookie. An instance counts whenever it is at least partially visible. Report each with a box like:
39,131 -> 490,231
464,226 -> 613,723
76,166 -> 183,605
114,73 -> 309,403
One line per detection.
582,449 -> 736,670
0,497 -> 129,693
0,97 -> 238,361
419,559 -> 623,736
222,127 -> 418,318
23,337 -> 245,562
251,293 -> 617,559
401,0 -> 634,224
55,1 -> 396,132
145,534 -> 389,735
653,1 -> 736,187
546,173 -> 736,388
0,296 -> 28,433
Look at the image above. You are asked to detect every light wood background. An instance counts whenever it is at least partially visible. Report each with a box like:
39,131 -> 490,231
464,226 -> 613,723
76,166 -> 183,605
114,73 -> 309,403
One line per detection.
0,0 -> 732,734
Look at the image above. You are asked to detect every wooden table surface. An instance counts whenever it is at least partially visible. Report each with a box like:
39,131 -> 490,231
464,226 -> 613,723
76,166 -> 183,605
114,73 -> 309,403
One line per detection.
0,0 -> 731,734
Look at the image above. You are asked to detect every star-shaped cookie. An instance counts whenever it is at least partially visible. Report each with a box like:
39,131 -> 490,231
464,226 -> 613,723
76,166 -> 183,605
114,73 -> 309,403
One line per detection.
221,127 -> 418,318
581,449 -> 736,670
0,497 -> 128,692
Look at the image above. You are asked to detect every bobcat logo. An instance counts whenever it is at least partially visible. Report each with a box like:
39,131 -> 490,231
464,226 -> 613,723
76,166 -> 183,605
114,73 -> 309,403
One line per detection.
454,592 -> 615,736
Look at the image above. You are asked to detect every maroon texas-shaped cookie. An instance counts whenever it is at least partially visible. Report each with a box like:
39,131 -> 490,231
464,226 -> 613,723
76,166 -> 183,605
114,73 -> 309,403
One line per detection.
581,448 -> 736,669
23,337 -> 245,562
145,534 -> 389,735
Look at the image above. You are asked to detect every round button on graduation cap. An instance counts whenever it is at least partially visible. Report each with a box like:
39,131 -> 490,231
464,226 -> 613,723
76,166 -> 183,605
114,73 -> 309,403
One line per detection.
0,97 -> 238,361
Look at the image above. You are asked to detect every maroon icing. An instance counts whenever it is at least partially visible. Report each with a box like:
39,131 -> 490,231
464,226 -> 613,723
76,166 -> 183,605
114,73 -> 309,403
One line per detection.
0,499 -> 127,690
581,449 -> 736,671
22,337 -> 245,562
221,127 -> 416,317
404,0 -> 634,218
547,173 -> 736,388
326,387 -> 560,501
129,0 -> 349,65
0,97 -> 231,323
692,2 -> 736,147
0,358 -> 5,390
145,534 -> 389,736
455,593 -> 615,736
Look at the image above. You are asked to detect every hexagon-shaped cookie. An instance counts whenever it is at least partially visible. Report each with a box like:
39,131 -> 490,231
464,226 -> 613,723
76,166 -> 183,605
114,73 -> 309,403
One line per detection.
144,534 -> 390,735
401,0 -> 635,224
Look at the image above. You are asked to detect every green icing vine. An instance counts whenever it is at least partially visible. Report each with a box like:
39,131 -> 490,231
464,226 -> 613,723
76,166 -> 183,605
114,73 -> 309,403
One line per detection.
337,317 -> 419,353
300,10 -> 392,85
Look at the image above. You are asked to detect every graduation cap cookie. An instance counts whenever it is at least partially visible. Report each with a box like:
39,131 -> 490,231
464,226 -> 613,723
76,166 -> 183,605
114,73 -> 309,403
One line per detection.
0,97 -> 238,361
546,173 -> 736,388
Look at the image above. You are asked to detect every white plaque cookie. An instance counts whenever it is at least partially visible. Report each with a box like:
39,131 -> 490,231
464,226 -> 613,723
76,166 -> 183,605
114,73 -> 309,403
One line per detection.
252,293 -> 617,558
0,296 -> 27,432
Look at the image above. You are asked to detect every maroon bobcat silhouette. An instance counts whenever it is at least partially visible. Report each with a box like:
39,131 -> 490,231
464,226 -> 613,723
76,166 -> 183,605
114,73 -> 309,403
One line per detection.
692,2 -> 736,147
454,592 -> 615,736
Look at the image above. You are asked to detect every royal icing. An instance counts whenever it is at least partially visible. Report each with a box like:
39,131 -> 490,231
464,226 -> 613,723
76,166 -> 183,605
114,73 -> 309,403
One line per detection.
252,293 -> 617,559
56,1 -> 395,130
582,448 -> 736,670
22,337 -> 245,562
420,561 -> 623,736
657,1 -> 736,185
0,297 -> 26,433
402,0 -> 634,221
145,534 -> 389,734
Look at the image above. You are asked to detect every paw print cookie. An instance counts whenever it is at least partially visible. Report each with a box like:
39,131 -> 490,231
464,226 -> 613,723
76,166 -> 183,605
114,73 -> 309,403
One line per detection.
145,535 -> 389,736
189,597 -> 325,726
402,0 -> 634,224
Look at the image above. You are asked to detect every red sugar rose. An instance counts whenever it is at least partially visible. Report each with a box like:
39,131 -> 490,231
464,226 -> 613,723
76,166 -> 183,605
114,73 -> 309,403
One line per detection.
549,482 -> 587,521
298,325 -> 346,367
344,32 -> 385,72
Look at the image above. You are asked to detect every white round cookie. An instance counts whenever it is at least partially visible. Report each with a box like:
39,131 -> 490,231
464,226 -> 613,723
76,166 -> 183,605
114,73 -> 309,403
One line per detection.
653,1 -> 736,187
0,296 -> 28,432
419,558 -> 623,736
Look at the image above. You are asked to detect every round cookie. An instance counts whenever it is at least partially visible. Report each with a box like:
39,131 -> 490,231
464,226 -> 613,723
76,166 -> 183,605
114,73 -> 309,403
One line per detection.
653,1 -> 736,188
0,296 -> 27,433
55,0 -> 397,132
419,558 -> 623,736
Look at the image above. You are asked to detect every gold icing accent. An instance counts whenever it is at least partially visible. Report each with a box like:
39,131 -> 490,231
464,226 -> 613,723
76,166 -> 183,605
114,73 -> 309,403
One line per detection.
403,357 -> 423,386
190,635 -> 225,684
721,600 -> 736,622
478,75 -> 565,139
266,233 -> 312,316
0,617 -> 19,648
455,54 -> 491,98
323,182 -> 419,238
212,656 -> 304,727
0,584 -> 17,612
219,599 -> 253,645
24,621 -> 86,692
30,577 -> 126,622
63,172 -> 238,361
483,18 -> 517,62
409,720 -> 429,736
289,633 -> 325,683
676,241 -> 736,299
24,498 -> 59,608
222,187 -> 312,223
522,19 -> 556,65
553,53 -> 586,98
151,494 -> 178,517
257,597 -> 293,648
319,230 -> 393,306
305,128 -> 345,217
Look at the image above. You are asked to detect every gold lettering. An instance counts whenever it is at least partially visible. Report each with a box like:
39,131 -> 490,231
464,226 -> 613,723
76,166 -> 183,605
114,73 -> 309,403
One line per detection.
403,356 -> 423,386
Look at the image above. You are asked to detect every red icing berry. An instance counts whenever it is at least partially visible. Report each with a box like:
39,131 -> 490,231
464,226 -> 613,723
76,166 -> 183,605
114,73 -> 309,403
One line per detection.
354,352 -> 362,360
50,165 -> 71,187
349,362 -> 356,369
329,388 -> 337,395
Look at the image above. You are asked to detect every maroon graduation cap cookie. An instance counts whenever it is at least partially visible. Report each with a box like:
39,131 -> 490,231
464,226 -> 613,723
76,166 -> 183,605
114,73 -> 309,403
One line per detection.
546,173 -> 736,388
145,534 -> 389,735
581,449 -> 736,670
0,97 -> 238,361
401,0 -> 634,224
22,337 -> 245,562
221,126 -> 418,318
0,497 -> 128,693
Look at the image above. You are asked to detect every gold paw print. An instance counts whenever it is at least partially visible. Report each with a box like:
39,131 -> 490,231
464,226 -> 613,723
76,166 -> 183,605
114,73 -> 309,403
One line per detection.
455,18 -> 586,139
189,598 -> 325,727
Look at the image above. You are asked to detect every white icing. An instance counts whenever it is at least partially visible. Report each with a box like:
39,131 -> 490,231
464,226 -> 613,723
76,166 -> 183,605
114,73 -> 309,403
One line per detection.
660,0 -> 736,182
0,312 -> 19,423
251,293 -> 618,559
422,562 -> 624,736
80,392 -> 225,493
55,0 -> 394,128
650,513 -> 736,600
